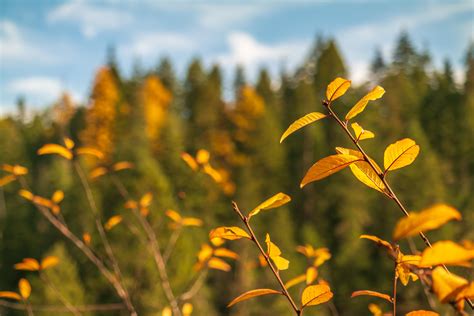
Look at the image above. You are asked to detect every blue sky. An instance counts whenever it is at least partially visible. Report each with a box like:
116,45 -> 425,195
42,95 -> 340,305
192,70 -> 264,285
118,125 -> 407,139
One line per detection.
1,0 -> 473,114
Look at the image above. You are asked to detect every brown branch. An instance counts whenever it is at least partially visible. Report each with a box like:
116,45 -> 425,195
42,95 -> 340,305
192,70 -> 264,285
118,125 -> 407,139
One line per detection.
163,226 -> 182,264
40,272 -> 82,316
0,300 -> 125,312
324,101 -> 474,310
231,201 -> 301,315
179,269 -> 208,301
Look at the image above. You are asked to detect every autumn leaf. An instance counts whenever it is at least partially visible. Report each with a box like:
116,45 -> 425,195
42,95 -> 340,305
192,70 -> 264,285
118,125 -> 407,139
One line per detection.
301,154 -> 362,188
383,138 -> 420,172
2,164 -> 28,176
301,284 -> 333,307
345,86 -> 385,120
182,302 -> 193,316
166,209 -> 182,222
83,233 -> 91,246
285,274 -> 306,289
90,167 -> 108,179
0,291 -> 21,300
431,266 -> 469,303
197,244 -> 214,263
214,248 -> 239,260
351,290 -> 392,303
306,267 -> 318,284
419,241 -> 474,267
182,217 -> 203,227
405,310 -> 439,316
76,147 -> 104,159
162,307 -> 171,316
14,258 -> 40,271
19,278 -> 31,299
41,256 -> 59,270
227,289 -> 282,307
140,192 -> 153,207
248,192 -> 291,219
104,215 -> 122,231
265,234 -> 289,270
196,149 -> 210,164
37,144 -> 73,160
351,122 -> 375,140
280,112 -> 327,143
181,152 -> 198,171
64,137 -> 75,149
209,226 -> 251,241
396,260 -> 418,286
326,77 -> 351,102
112,161 -> 134,171
0,174 -> 16,187
393,204 -> 461,241
51,190 -> 64,204
360,235 -> 393,251
207,257 -> 231,272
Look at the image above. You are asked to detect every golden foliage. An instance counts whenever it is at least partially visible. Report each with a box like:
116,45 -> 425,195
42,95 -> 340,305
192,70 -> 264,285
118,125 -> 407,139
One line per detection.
326,77 -> 351,102
209,226 -> 251,241
301,154 -> 362,187
227,288 -> 282,307
18,278 -> 31,299
351,290 -> 392,303
265,234 -> 289,270
345,85 -> 385,120
383,138 -> 420,172
104,215 -> 122,231
248,192 -> 291,219
351,122 -> 375,141
301,284 -> 333,307
419,241 -> 474,267
405,311 -> 439,316
280,112 -> 327,143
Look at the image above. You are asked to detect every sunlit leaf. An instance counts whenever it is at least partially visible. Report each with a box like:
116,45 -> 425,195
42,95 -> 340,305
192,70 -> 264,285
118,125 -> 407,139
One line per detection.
203,164 -> 223,183
104,215 -> 122,231
207,257 -> 231,272
393,204 -> 461,241
345,86 -> 385,120
209,226 -> 251,241
112,161 -> 134,171
41,256 -> 59,270
90,167 -> 108,179
228,289 -> 282,307
0,175 -> 16,187
196,149 -> 210,164
37,144 -> 73,160
64,137 -> 75,149
214,248 -> 239,260
383,138 -> 420,172
368,303 -> 382,316
182,302 -> 193,316
351,290 -> 392,303
18,189 -> 34,201
351,122 -> 375,140
181,152 -> 199,171
313,248 -> 331,267
405,310 -> 439,316
306,267 -> 318,284
197,244 -> 214,263
19,278 -> 31,299
301,154 -> 362,187
280,112 -> 327,143
2,164 -> 28,176
301,284 -> 333,307
51,190 -> 64,204
396,260 -> 418,286
0,291 -> 21,300
419,241 -> 474,267
360,235 -> 393,251
161,307 -> 171,316
326,77 -> 351,102
165,209 -> 182,223
182,217 -> 203,227
248,192 -> 291,218
285,274 -> 306,289
76,147 -> 104,160
14,258 -> 40,271
210,237 -> 225,247
265,234 -> 289,270
140,192 -> 153,207
431,266 -> 468,303
83,233 -> 91,246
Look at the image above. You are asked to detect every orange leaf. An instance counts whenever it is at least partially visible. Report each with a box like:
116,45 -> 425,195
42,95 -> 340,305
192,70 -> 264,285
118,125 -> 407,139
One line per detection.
41,256 -> 59,270
248,192 -> 291,218
196,149 -> 210,165
351,290 -> 392,303
419,241 -> 474,267
104,215 -> 122,231
0,175 -> 16,187
207,257 -> 231,272
360,235 -> 393,251
326,77 -> 351,102
280,112 -> 327,143
301,154 -> 362,188
405,311 -> 439,316
19,278 -> 31,299
209,226 -> 251,241
37,144 -> 73,160
228,289 -> 282,307
90,167 -> 108,179
51,190 -> 64,204
14,258 -> 40,271
431,266 -> 468,303
383,138 -> 419,172
301,284 -> 333,307
0,291 -> 21,300
112,161 -> 134,171
213,248 -> 239,260
75,147 -> 104,160
345,86 -> 385,120
181,152 -> 198,171
165,209 -> 182,223
285,274 -> 306,289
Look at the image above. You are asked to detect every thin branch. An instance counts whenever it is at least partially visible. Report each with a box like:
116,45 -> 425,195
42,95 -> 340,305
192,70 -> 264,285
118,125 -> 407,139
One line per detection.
231,201 -> 301,315
163,226 -> 182,264
179,269 -> 208,301
324,101 -> 474,310
40,272 -> 82,316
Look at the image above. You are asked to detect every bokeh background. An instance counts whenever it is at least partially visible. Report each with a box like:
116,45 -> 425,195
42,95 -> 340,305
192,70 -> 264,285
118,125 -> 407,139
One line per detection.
1,0 -> 473,315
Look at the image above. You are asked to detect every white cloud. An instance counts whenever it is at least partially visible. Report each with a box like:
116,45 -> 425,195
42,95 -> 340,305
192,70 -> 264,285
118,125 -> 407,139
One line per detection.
48,0 -> 133,38
338,1 -> 474,83
195,4 -> 267,28
0,20 -> 49,62
121,32 -> 194,58
218,32 -> 309,70
8,77 -> 63,102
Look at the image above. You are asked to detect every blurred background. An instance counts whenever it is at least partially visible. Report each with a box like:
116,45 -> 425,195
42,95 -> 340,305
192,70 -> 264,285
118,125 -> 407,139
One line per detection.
1,0 -> 473,315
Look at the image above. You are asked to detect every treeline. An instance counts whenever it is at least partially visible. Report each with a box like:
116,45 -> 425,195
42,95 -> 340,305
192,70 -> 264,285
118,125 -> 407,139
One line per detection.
1,32 -> 473,315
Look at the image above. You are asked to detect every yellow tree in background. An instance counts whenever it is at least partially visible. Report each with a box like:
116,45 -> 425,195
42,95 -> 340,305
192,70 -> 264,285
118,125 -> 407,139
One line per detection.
141,75 -> 172,150
81,67 -> 119,160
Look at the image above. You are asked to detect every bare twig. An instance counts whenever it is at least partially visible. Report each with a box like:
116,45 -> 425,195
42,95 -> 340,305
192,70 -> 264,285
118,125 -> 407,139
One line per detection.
40,272 -> 82,316
163,226 -> 182,264
231,201 -> 301,315
179,269 -> 208,301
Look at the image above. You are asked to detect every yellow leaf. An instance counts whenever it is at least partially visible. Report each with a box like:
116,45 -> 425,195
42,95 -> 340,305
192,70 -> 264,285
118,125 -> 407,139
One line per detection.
351,290 -> 392,303
0,291 -> 21,300
214,248 -> 239,260
75,147 -> 104,160
393,204 -> 461,241
197,244 -> 214,263
280,112 -> 327,143
360,235 -> 393,251
345,86 -> 385,120
83,233 -> 91,246
182,302 -> 193,316
51,190 -> 64,204
351,122 -> 375,141
161,306 -> 171,316
19,278 -> 31,299
165,209 -> 182,223
431,266 -> 468,303
406,310 -> 439,316
265,234 -> 289,270
396,261 -> 418,286
37,144 -> 73,160
140,192 -> 153,207
326,77 -> 351,102
399,255 -> 422,266
90,167 -> 108,179
306,267 -> 318,284
301,154 -> 362,188
14,258 -> 40,271
207,257 -> 231,272
419,241 -> 474,267
203,164 -> 223,183
248,192 -> 291,218
112,161 -> 134,171
64,137 -> 75,149
104,215 -> 122,231
271,256 -> 290,271
18,189 -> 34,201
2,164 -> 28,176
196,149 -> 210,165
182,217 -> 203,227
227,288 -> 282,307
313,248 -> 331,267
41,256 -> 59,270
181,152 -> 198,171
368,303 -> 382,316
0,174 -> 16,187
210,237 -> 225,247
383,138 -> 420,172
209,226 -> 251,241
301,284 -> 333,307
285,274 -> 306,289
